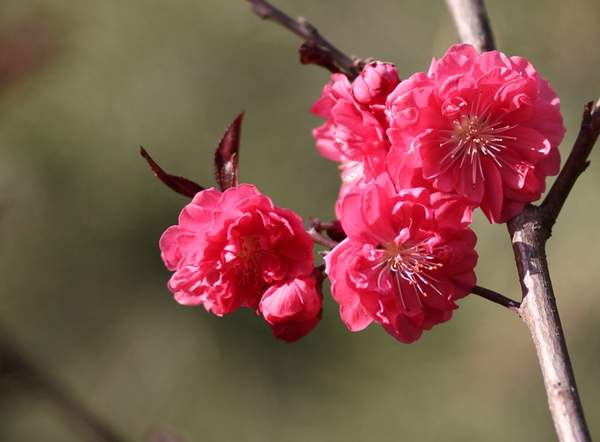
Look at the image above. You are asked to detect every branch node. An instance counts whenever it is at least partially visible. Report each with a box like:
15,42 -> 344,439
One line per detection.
307,227 -> 338,249
471,285 -> 521,311
541,98 -> 600,225
247,0 -> 362,79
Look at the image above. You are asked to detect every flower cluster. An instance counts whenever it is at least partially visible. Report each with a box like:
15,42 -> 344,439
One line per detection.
159,184 -> 321,342
156,43 -> 564,345
313,44 -> 564,342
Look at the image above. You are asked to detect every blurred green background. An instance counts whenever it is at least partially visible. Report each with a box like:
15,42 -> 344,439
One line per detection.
0,0 -> 599,441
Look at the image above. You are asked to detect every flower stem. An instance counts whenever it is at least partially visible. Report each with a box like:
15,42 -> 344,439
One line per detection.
471,285 -> 520,311
307,228 -> 338,249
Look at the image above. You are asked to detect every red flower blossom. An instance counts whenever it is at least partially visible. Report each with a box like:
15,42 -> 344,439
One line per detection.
160,185 -> 315,318
325,174 -> 477,343
386,44 -> 565,222
311,62 -> 400,205
311,62 -> 400,216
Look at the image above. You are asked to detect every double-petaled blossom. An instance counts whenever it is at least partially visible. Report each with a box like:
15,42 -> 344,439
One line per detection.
325,174 -> 477,343
311,62 -> 400,208
386,44 -> 565,223
159,184 -> 321,340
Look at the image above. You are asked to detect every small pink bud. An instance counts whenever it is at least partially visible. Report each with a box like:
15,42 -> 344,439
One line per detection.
352,61 -> 400,105
259,275 -> 322,342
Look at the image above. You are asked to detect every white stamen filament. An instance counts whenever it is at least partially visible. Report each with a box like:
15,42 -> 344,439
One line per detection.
437,102 -> 517,187
372,238 -> 443,313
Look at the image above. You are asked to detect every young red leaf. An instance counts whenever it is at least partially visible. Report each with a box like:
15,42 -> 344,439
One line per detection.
140,146 -> 203,198
214,112 -> 244,190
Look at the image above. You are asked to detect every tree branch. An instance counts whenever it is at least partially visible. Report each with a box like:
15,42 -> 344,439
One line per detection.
471,285 -> 521,312
542,100 -> 600,225
446,1 -> 593,441
307,227 -> 338,249
0,326 -> 125,442
507,208 -> 591,442
445,0 -> 495,52
246,0 -> 363,79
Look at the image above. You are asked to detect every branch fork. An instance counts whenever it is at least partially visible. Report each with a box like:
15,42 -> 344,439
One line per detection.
247,0 -> 364,79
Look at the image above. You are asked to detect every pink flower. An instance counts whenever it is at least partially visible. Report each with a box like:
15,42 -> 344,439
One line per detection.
160,184 -> 315,317
325,173 -> 477,343
259,275 -> 323,342
386,44 -> 565,223
311,62 -> 400,180
312,62 -> 400,214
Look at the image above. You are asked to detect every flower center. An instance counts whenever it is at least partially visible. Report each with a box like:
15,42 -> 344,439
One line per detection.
438,112 -> 516,186
384,241 -> 442,276
222,235 -> 264,282
373,238 -> 444,312
240,236 -> 260,258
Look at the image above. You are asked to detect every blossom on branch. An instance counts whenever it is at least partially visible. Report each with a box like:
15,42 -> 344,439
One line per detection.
386,44 -> 565,222
325,174 -> 477,343
311,62 -> 400,207
159,184 -> 319,339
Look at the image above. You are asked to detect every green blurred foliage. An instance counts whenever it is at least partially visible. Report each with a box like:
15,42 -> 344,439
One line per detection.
0,1 -> 599,441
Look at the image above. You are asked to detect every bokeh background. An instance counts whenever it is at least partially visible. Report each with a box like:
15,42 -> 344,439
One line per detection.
1,1 -> 599,441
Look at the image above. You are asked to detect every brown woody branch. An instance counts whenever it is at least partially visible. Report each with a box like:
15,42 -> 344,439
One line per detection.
446,1 -> 594,441
246,0 -> 363,79
306,227 -> 338,249
445,0 -> 495,52
507,212 -> 591,442
542,100 -> 600,225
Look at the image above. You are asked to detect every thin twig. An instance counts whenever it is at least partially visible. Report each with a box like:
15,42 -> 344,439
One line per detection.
246,0 -> 363,79
471,285 -> 520,312
445,1 -> 593,440
309,218 -> 346,242
0,326 -> 125,442
445,0 -> 495,52
542,100 -> 600,225
306,228 -> 338,249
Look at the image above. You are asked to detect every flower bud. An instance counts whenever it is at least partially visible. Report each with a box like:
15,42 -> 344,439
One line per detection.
259,275 -> 322,342
352,62 -> 400,106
